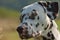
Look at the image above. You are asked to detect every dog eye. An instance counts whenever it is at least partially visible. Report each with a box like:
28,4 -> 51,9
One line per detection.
23,22 -> 28,26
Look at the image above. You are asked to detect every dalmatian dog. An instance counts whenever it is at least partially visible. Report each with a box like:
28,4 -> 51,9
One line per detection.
17,1 -> 60,40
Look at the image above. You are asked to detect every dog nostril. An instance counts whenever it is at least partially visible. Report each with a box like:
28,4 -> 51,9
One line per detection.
17,25 -> 28,34
16,26 -> 23,32
22,27 -> 28,32
26,27 -> 28,29
25,27 -> 28,29
23,27 -> 28,30
19,26 -> 23,30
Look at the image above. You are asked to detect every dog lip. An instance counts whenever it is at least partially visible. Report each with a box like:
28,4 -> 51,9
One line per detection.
19,30 -> 33,39
20,33 -> 33,39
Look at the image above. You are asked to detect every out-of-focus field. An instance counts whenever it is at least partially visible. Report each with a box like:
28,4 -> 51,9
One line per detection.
0,7 -> 20,40
0,7 -> 60,40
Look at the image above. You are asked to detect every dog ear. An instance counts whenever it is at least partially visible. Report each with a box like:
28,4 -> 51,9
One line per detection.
47,2 -> 58,13
51,2 -> 58,13
51,2 -> 59,19
47,2 -> 58,20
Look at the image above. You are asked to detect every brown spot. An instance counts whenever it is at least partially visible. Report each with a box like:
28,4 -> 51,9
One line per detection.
49,21 -> 53,29
38,2 -> 43,6
51,34 -> 55,39
44,24 -> 49,30
20,14 -> 26,22
42,24 -> 44,26
30,24 -> 32,26
38,2 -> 46,13
29,9 -> 37,20
47,32 -> 51,37
42,36 -> 48,40
36,23 -> 39,27
32,9 -> 37,16
37,16 -> 39,20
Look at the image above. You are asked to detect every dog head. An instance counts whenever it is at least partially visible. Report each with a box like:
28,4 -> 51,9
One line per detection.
17,2 -> 48,39
16,1 -> 59,39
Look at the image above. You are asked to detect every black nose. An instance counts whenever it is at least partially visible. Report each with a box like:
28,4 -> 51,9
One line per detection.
17,26 -> 23,33
17,26 -> 32,39
17,26 -> 28,33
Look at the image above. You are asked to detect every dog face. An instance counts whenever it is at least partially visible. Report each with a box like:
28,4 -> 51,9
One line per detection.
17,2 -> 48,39
16,1 -> 59,39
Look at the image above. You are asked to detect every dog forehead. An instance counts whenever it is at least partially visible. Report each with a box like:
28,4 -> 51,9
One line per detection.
21,2 -> 45,15
20,1 -> 48,28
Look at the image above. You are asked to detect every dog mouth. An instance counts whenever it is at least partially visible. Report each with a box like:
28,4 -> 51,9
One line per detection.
20,32 -> 33,39
19,31 -> 41,39
17,28 -> 33,39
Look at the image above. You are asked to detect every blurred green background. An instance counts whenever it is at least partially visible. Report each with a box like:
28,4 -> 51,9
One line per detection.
0,0 -> 60,40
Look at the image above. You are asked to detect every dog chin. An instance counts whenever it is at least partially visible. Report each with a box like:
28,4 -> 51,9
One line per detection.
20,33 -> 33,39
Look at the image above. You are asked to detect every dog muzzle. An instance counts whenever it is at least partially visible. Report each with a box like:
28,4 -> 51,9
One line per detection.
17,23 -> 42,39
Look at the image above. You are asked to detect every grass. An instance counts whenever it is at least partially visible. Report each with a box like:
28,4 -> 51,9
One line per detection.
55,19 -> 60,30
0,7 -> 20,40
0,7 -> 20,19
2,31 -> 20,40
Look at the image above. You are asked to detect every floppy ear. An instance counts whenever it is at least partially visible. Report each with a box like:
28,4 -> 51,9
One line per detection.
47,2 -> 58,13
47,2 -> 59,20
51,2 -> 58,13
